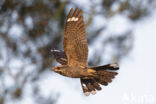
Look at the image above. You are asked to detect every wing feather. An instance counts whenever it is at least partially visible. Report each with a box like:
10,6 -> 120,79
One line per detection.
63,8 -> 88,67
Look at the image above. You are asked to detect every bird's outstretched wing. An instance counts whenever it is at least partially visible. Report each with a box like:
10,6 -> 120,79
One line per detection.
51,50 -> 67,65
63,8 -> 88,67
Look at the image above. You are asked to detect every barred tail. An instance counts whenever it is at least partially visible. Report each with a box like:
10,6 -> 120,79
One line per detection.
81,63 -> 119,96
92,63 -> 119,86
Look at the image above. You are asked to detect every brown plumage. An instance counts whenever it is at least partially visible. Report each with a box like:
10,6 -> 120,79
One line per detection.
63,8 -> 88,67
52,8 -> 119,96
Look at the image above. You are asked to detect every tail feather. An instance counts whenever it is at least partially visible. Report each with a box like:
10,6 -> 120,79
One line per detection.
93,81 -> 102,90
99,81 -> 108,86
92,63 -> 119,71
90,63 -> 119,86
80,78 -> 101,96
81,63 -> 119,96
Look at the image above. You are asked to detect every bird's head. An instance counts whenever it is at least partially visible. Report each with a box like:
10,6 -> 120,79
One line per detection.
52,65 -> 67,75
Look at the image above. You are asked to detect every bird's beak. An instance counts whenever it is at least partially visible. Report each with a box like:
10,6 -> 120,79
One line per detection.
52,67 -> 61,72
55,69 -> 61,72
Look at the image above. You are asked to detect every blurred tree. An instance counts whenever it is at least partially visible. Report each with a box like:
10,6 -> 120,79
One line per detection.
0,0 -> 155,104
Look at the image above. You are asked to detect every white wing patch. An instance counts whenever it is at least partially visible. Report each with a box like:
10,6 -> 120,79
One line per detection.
67,17 -> 79,22
109,63 -> 118,68
51,49 -> 61,52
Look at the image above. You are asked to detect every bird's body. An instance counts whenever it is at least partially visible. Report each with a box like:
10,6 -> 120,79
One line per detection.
53,65 -> 98,78
53,65 -> 87,78
51,8 -> 119,96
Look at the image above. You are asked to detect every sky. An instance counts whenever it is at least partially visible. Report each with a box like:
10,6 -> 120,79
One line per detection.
33,10 -> 156,104
2,1 -> 156,104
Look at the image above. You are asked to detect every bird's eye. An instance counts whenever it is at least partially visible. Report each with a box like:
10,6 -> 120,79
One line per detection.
59,72 -> 62,74
57,67 -> 60,70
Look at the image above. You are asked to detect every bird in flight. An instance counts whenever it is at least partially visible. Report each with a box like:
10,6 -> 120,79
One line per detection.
52,8 -> 119,96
